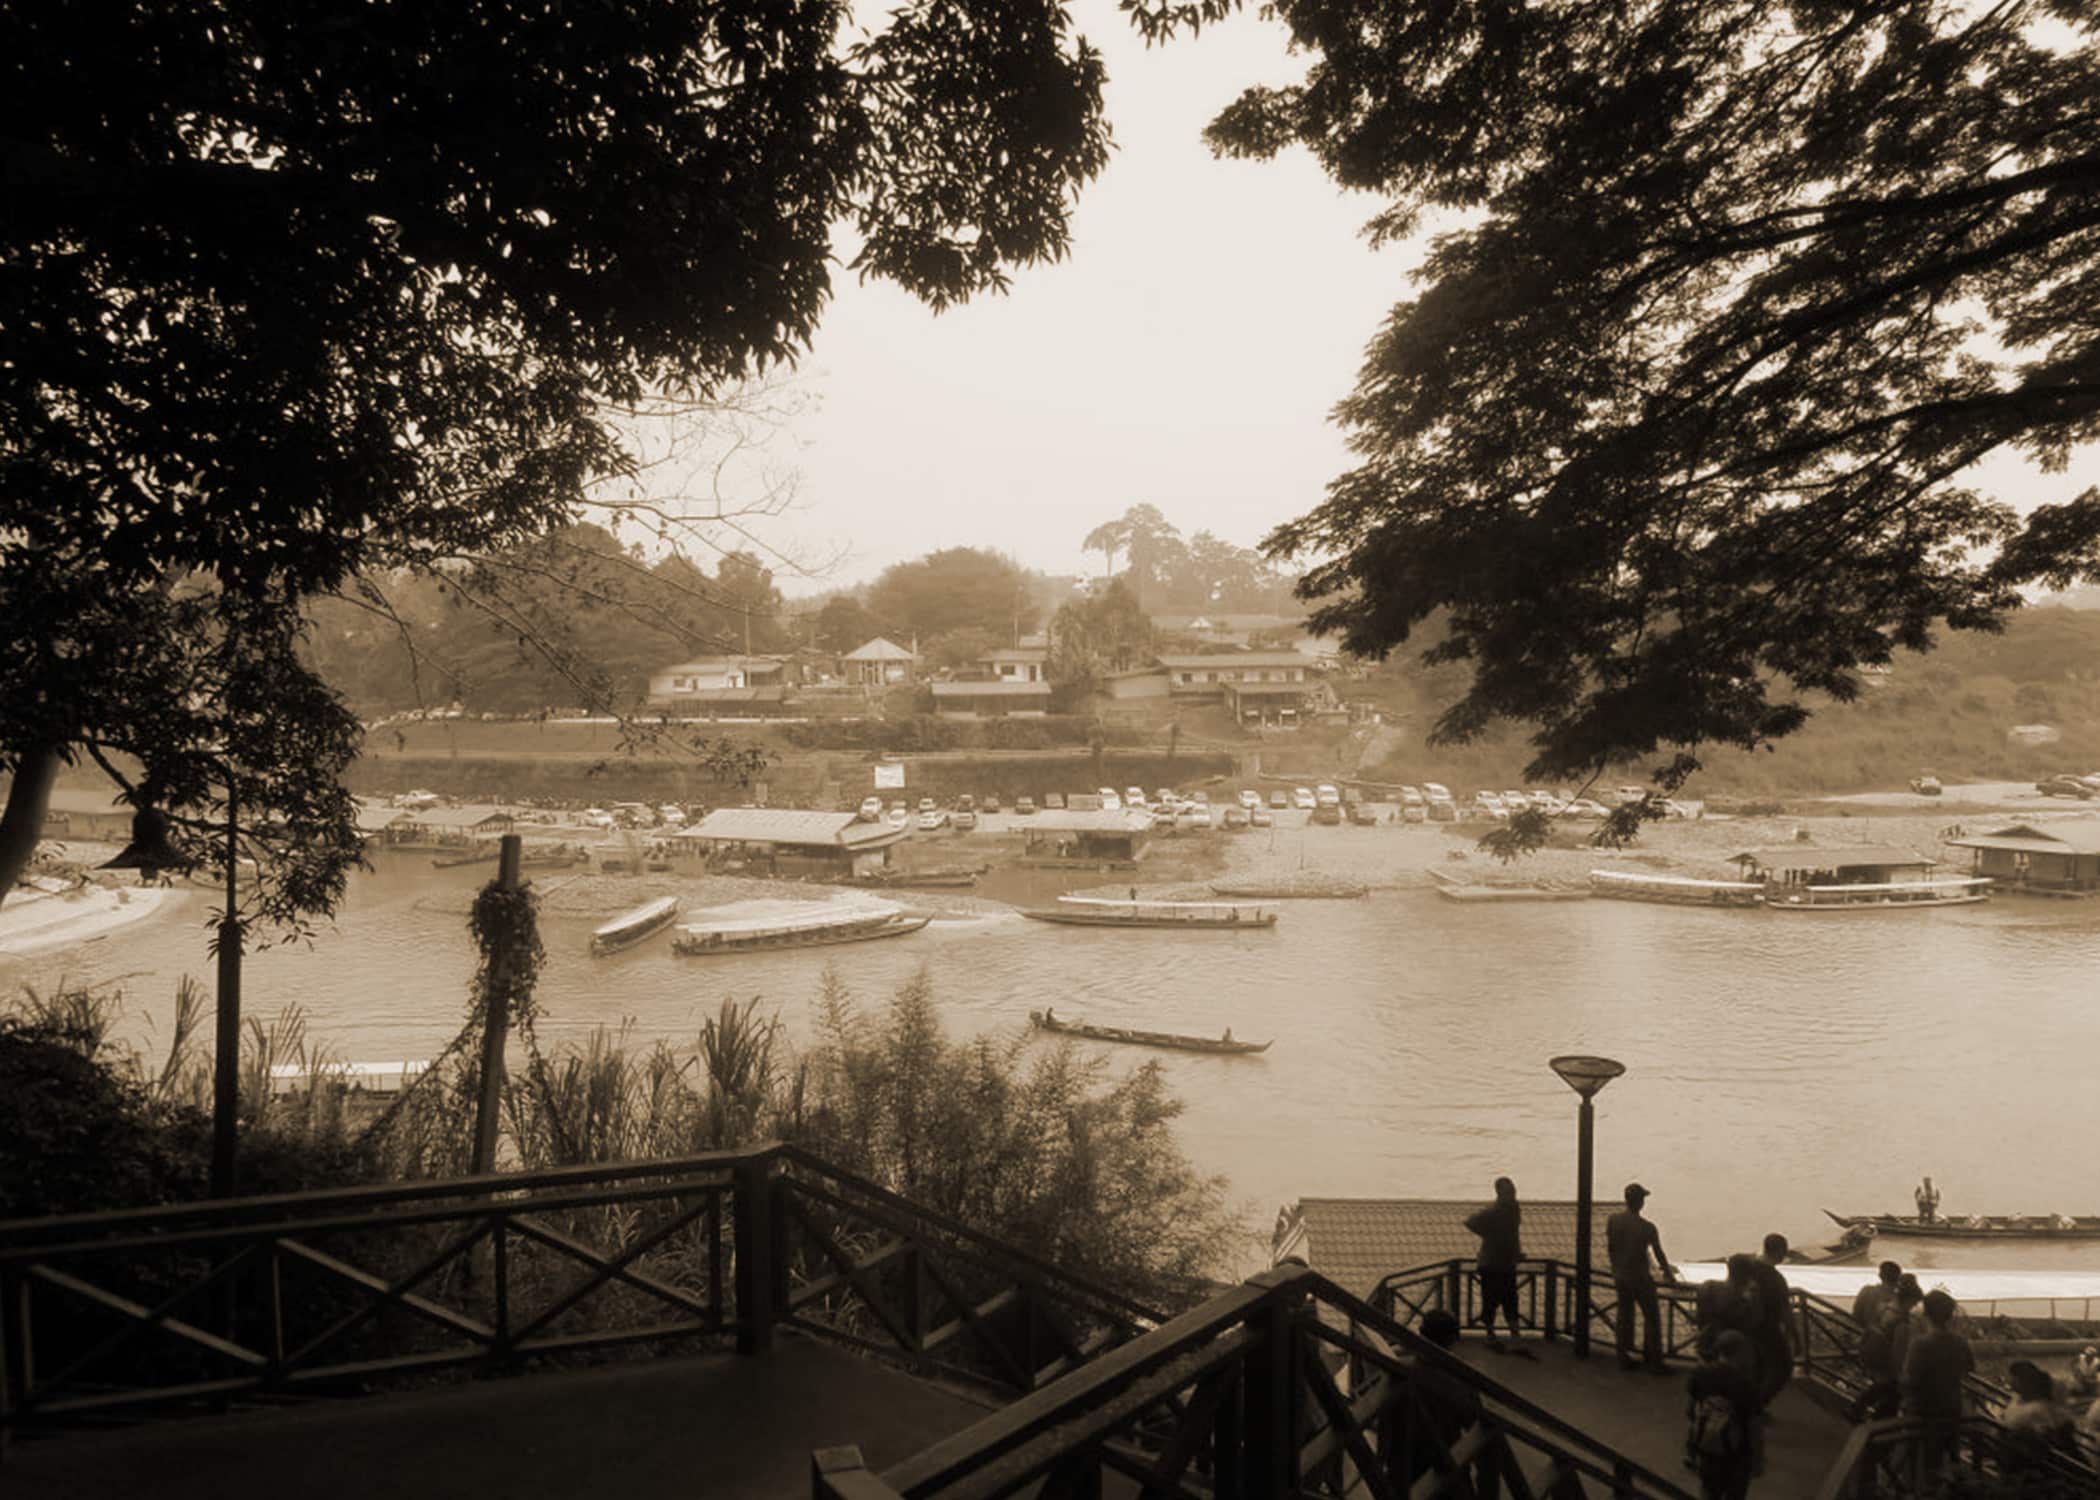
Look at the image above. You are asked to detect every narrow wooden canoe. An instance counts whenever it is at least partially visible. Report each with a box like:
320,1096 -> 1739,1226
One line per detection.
1824,1208 -> 2100,1240
1029,1010 -> 1270,1055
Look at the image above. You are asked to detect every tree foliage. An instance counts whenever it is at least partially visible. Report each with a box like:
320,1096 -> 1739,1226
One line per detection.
1,0 -> 1114,912
1048,579 -> 1155,689
1220,0 -> 2100,789
864,547 -> 1040,652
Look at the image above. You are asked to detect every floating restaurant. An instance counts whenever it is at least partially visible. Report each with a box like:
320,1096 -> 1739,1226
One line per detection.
1731,844 -> 1989,910
1943,817 -> 2100,896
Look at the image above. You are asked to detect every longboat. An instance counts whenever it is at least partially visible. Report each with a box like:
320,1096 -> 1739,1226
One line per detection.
671,901 -> 928,956
1824,1208 -> 2100,1241
1021,897 -> 1278,929
1211,880 -> 1368,900
854,866 -> 984,890
1029,1010 -> 1270,1056
1767,878 -> 1991,911
1432,879 -> 1587,903
589,895 -> 680,956
1587,870 -> 1766,907
521,849 -> 587,870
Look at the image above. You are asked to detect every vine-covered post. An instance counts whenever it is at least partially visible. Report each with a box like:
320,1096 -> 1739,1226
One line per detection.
470,835 -> 530,1176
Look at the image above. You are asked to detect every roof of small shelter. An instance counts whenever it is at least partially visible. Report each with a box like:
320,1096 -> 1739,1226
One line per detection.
979,647 -> 1048,663
353,800 -> 408,832
1274,1198 -> 1608,1299
930,680 -> 1052,697
842,637 -> 919,662
1945,818 -> 2100,856
405,805 -> 514,830
676,808 -> 903,849
1020,810 -> 1154,834
1154,652 -> 1312,669
1731,845 -> 1931,873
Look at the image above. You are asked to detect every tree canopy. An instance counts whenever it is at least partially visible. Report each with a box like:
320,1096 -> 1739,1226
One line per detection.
864,548 -> 1041,653
1212,0 -> 2100,787
0,0 -> 1113,911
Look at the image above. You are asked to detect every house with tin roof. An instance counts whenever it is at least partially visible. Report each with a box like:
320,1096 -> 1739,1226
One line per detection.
1944,817 -> 2100,895
841,637 -> 920,687
672,807 -> 906,879
929,680 -> 1053,718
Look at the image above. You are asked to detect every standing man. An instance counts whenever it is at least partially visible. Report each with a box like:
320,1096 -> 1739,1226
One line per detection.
1900,1289 -> 1974,1488
1748,1234 -> 1796,1410
1464,1177 -> 1526,1353
1915,1176 -> 1941,1225
1607,1182 -> 1676,1373
1852,1260 -> 1903,1329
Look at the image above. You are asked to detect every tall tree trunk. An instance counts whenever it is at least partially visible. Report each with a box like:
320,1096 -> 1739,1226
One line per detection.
0,746 -> 63,912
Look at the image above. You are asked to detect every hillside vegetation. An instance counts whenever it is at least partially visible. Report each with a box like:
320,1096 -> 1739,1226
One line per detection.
1351,607 -> 2100,797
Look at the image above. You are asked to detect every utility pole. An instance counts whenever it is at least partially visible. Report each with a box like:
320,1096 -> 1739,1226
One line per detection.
470,835 -> 524,1177
210,782 -> 243,1198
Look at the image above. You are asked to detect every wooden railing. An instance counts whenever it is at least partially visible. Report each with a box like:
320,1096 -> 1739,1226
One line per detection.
1814,1415 -> 2098,1499
0,1142 -> 1161,1439
814,1263 -> 1699,1500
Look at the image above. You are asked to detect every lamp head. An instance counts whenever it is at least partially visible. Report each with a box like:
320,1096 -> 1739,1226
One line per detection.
1550,1054 -> 1625,1100
98,807 -> 193,879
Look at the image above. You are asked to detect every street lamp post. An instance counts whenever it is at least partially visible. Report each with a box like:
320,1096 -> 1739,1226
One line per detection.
1550,1054 -> 1625,1359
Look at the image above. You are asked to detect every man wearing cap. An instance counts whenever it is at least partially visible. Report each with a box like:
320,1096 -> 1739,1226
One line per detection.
1607,1182 -> 1676,1373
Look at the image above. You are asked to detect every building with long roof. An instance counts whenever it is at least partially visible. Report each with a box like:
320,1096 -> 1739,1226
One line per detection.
1944,817 -> 2100,895
672,807 -> 907,879
929,680 -> 1052,717
1730,844 -> 1936,888
841,637 -> 920,687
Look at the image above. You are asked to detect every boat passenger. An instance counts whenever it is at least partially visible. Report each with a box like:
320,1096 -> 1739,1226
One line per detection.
1222,1027 -> 1233,1043
1914,1176 -> 1940,1225
1044,1007 -> 1055,1025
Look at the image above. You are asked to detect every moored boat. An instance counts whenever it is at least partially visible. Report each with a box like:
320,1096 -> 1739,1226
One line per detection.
672,907 -> 928,955
1021,897 -> 1277,929
590,895 -> 681,956
521,849 -> 587,870
1587,870 -> 1766,907
1210,879 -> 1368,900
431,846 -> 500,869
1767,877 -> 1991,911
1824,1208 -> 2100,1240
1029,1010 -> 1270,1055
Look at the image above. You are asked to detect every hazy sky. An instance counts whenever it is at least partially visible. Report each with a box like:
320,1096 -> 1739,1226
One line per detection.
714,0 -> 2085,600
758,1 -> 1407,595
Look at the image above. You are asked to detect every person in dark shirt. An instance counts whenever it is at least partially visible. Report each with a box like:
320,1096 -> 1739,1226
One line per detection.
1685,1329 -> 1762,1500
1464,1176 -> 1526,1352
1606,1182 -> 1676,1372
1851,1260 -> 1902,1329
1900,1289 -> 1974,1486
1748,1233 -> 1796,1410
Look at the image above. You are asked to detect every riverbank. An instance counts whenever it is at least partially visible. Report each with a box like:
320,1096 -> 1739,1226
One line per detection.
1209,806 -> 2006,893
0,881 -> 180,957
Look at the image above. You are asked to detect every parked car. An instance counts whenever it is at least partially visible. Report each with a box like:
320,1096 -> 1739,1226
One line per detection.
1014,796 -> 1035,815
1180,805 -> 1212,828
1292,787 -> 1317,810
1502,790 -> 1531,812
1908,775 -> 1943,795
951,809 -> 977,831
886,804 -> 910,829
2037,774 -> 2095,799
1422,783 -> 1452,802
1222,806 -> 1249,830
1044,792 -> 1066,810
1315,783 -> 1341,807
1560,798 -> 1611,819
1098,788 -> 1123,812
657,805 -> 687,827
1425,798 -> 1459,822
956,794 -> 976,813
857,796 -> 885,822
918,810 -> 948,831
1613,785 -> 1652,806
1125,786 -> 1148,808
1268,789 -> 1290,809
395,789 -> 441,811
1239,789 -> 1262,810
1348,800 -> 1378,826
1250,807 -> 1274,828
982,793 -> 1001,812
581,807 -> 615,829
917,797 -> 936,813
1190,790 -> 1211,806
1151,806 -> 1178,829
1472,792 -> 1508,819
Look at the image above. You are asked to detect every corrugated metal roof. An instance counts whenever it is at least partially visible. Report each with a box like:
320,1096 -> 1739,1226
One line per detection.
1947,819 -> 2100,855
676,808 -> 904,849
1276,1198 -> 1612,1298
979,648 -> 1048,662
1733,845 -> 1930,873
353,800 -> 407,832
930,680 -> 1052,697
842,637 -> 919,661
1020,810 -> 1154,833
1154,653 -> 1313,669
404,805 -> 513,830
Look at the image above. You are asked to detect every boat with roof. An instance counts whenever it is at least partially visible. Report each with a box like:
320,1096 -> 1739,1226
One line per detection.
670,897 -> 928,956
1029,1010 -> 1271,1055
1587,870 -> 1767,907
1019,896 -> 1277,929
589,895 -> 680,956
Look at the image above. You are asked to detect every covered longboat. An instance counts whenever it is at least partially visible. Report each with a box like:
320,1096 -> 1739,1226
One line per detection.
589,896 -> 680,956
670,897 -> 927,956
1020,896 -> 1277,929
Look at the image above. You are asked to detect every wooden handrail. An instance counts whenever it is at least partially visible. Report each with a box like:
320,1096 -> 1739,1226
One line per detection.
0,1142 -> 777,1244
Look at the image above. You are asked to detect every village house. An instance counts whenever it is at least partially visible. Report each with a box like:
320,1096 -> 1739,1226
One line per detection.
978,646 -> 1048,683
1944,818 -> 2100,895
841,636 -> 921,687
929,680 -> 1053,718
646,657 -> 786,700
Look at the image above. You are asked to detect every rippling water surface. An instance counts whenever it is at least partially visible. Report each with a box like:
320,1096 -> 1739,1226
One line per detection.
12,853 -> 2099,1267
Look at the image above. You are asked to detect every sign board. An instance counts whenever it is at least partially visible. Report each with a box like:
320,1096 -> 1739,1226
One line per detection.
873,762 -> 905,790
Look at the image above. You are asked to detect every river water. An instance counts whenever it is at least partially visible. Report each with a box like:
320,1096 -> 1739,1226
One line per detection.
9,852 -> 2099,1271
